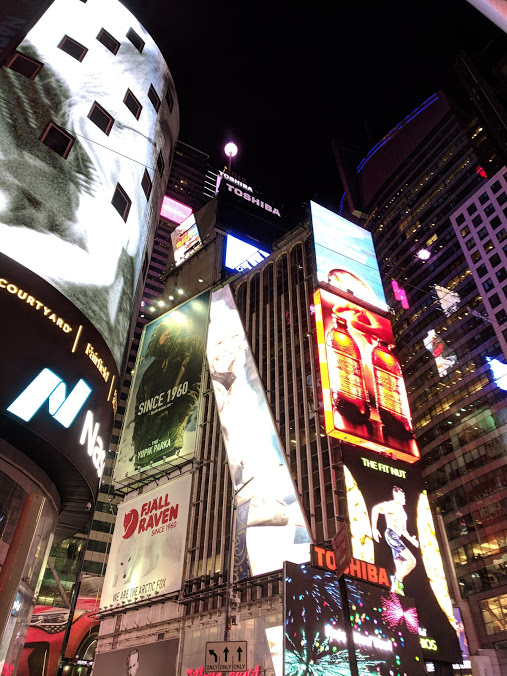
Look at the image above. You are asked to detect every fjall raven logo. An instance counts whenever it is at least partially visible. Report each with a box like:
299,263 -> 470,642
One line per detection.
123,509 -> 139,539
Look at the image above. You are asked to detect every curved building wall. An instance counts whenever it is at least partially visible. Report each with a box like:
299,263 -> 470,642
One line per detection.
361,95 -> 507,650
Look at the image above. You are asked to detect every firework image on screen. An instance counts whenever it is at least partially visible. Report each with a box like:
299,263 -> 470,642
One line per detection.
341,447 -> 461,663
314,287 -> 419,463
284,562 -> 425,676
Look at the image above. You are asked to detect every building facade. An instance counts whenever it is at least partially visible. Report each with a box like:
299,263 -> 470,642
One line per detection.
0,0 -> 178,672
346,91 -> 507,666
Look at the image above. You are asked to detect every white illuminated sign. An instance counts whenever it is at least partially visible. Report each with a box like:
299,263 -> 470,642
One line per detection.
225,234 -> 269,272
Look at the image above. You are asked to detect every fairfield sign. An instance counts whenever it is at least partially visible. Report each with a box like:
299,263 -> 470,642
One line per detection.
311,544 -> 390,588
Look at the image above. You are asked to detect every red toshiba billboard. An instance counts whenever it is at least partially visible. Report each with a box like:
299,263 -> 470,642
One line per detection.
314,287 -> 419,463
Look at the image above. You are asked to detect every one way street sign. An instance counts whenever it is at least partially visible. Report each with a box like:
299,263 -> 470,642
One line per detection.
205,641 -> 247,672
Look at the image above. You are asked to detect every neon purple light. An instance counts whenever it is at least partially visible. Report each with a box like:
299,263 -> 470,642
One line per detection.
391,280 -> 409,309
160,196 -> 193,224
224,142 -> 238,158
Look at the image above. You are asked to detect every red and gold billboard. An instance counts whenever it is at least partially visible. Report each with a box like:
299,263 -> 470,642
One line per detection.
314,287 -> 419,463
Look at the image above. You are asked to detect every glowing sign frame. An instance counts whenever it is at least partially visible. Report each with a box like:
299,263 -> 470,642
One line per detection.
160,196 -> 193,224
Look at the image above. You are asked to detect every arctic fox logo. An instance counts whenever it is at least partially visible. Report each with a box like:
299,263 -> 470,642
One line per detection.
123,509 -> 139,539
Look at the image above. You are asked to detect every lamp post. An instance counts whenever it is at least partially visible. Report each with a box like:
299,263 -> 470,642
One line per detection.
224,476 -> 253,641
224,142 -> 238,174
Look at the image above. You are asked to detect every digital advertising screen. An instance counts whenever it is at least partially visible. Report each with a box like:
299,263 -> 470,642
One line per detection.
170,214 -> 203,267
160,196 -> 193,224
224,233 -> 269,272
311,202 -> 388,312
284,561 -> 425,676
341,447 -> 461,663
314,287 -> 419,463
93,638 -> 179,676
0,252 -> 117,500
0,0 -> 178,369
424,329 -> 458,377
207,285 -> 311,576
101,474 -> 191,609
114,292 -> 209,482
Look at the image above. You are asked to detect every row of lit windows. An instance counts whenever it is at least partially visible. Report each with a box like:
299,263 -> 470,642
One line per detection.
479,592 -> 507,636
447,497 -> 507,540
459,561 -> 507,600
452,528 -> 507,568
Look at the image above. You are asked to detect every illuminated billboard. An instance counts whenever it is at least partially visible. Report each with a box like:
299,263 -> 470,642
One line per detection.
311,201 -> 387,312
314,287 -> 419,463
101,474 -> 191,609
423,329 -> 458,377
225,234 -> 269,272
171,214 -> 203,266
160,196 -> 193,224
435,285 -> 460,317
284,561 -> 425,676
114,292 -> 209,482
207,286 -> 311,576
0,0 -> 178,368
93,638 -> 179,676
1,252 -> 117,500
341,447 -> 461,663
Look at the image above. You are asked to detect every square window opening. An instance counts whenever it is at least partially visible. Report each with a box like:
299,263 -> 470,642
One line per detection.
40,122 -> 75,159
57,35 -> 88,61
148,84 -> 161,112
156,150 -> 165,177
165,88 -> 174,113
111,184 -> 131,221
124,89 -> 142,119
141,170 -> 152,199
88,102 -> 115,135
6,52 -> 43,79
97,29 -> 120,55
126,28 -> 144,53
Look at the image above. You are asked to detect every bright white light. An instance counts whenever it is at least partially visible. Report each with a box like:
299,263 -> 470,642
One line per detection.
169,295 -> 174,300
225,234 -> 269,272
417,249 -> 431,260
158,300 -> 165,307
178,289 -> 184,295
150,307 -> 155,312
224,142 -> 238,158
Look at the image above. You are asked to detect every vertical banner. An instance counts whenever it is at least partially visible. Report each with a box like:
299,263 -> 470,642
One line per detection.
100,474 -> 192,608
207,285 -> 311,576
114,292 -> 210,482
314,287 -> 419,462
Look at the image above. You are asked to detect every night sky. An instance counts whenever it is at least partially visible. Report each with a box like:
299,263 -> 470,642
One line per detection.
123,0 -> 502,213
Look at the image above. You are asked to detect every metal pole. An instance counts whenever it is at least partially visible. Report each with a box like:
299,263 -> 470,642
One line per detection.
338,575 -> 359,676
224,477 -> 253,641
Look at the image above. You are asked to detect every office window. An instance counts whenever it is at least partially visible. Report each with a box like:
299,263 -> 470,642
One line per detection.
472,214 -> 483,227
467,203 -> 478,216
124,89 -> 142,119
479,192 -> 490,206
97,28 -> 120,55
6,52 -> 43,79
497,192 -> 507,206
460,225 -> 470,238
126,27 -> 144,53
483,278 -> 494,292
491,180 -> 501,194
495,308 -> 507,325
477,264 -> 488,278
484,240 -> 494,253
111,184 -> 131,221
490,215 -> 501,229
40,122 -> 75,159
148,84 -> 161,112
489,293 -> 501,309
477,226 -> 488,240
466,237 -> 476,251
496,268 -> 507,283
141,170 -> 152,199
471,250 -> 482,263
497,228 -> 507,243
165,88 -> 174,113
88,102 -> 114,135
456,213 -> 466,226
485,203 -> 496,217
490,253 -> 501,269
157,150 -> 165,177
57,35 -> 88,61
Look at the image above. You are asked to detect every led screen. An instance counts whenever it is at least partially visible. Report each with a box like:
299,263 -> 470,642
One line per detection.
160,196 -> 193,224
171,215 -> 203,267
311,202 -> 387,312
0,0 -> 177,369
423,329 -> 458,377
93,638 -> 179,676
207,285 -> 310,576
101,475 -> 191,609
342,447 -> 461,663
114,292 -> 209,482
284,561 -> 425,676
434,285 -> 460,317
314,287 -> 419,463
225,234 -> 269,272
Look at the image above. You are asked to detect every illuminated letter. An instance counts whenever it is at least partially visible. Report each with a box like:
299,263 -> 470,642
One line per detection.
347,558 -> 362,578
325,550 -> 336,570
367,564 -> 378,583
314,546 -> 326,567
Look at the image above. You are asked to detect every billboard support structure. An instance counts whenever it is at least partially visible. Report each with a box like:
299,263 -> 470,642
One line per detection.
224,476 -> 253,641
338,575 -> 360,676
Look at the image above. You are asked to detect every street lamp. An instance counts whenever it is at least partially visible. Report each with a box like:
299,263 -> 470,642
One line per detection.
224,476 -> 253,641
224,142 -> 238,173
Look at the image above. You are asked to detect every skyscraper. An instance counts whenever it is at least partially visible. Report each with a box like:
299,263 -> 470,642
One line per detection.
338,90 -> 507,670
